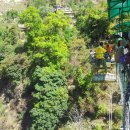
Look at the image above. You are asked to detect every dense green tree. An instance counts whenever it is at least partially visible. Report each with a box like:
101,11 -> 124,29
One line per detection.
86,10 -> 109,42
32,36 -> 69,67
19,9 -> 75,67
19,7 -> 75,129
43,11 -> 70,36
42,11 -> 76,44
19,6 -> 43,43
30,66 -> 68,130
76,8 -> 110,43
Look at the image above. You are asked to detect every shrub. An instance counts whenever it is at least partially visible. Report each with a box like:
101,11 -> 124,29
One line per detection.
113,107 -> 122,120
5,9 -> 18,20
96,103 -> 108,117
94,124 -> 102,130
2,25 -> 19,45
5,64 -> 22,81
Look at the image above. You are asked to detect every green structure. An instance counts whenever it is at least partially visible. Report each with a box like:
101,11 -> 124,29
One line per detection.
108,0 -> 130,33
108,0 -> 130,20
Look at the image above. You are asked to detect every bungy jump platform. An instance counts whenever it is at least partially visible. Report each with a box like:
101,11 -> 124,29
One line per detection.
93,73 -> 116,82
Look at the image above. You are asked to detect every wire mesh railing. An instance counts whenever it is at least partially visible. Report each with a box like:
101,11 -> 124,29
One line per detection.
120,64 -> 130,130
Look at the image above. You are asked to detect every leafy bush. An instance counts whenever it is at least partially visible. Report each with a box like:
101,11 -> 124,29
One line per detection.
96,103 -> 108,117
5,9 -> 18,20
113,107 -> 122,120
94,124 -> 102,130
75,68 -> 93,90
30,66 -> 68,130
2,25 -> 19,45
0,41 -> 16,78
5,64 -> 22,81
0,100 -> 5,116
0,24 -> 19,63
19,6 -> 43,43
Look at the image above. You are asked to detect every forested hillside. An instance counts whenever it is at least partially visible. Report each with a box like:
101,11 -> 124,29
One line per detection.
0,0 -> 121,130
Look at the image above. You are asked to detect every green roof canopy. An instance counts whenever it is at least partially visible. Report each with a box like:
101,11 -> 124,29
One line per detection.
107,0 -> 130,39
108,0 -> 130,20
108,0 -> 125,10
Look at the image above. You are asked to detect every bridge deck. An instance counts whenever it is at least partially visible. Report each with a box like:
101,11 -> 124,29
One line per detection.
93,73 -> 116,82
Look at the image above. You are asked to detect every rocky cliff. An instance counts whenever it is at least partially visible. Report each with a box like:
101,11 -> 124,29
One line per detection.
0,0 -> 28,14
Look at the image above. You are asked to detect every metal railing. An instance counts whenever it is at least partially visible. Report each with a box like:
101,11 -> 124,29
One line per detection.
120,64 -> 130,130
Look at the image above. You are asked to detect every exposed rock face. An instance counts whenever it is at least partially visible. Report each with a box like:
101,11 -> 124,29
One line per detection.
0,0 -> 23,3
0,0 -> 27,13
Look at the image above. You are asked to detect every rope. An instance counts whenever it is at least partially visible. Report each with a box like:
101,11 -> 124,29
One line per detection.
109,84 -> 113,130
